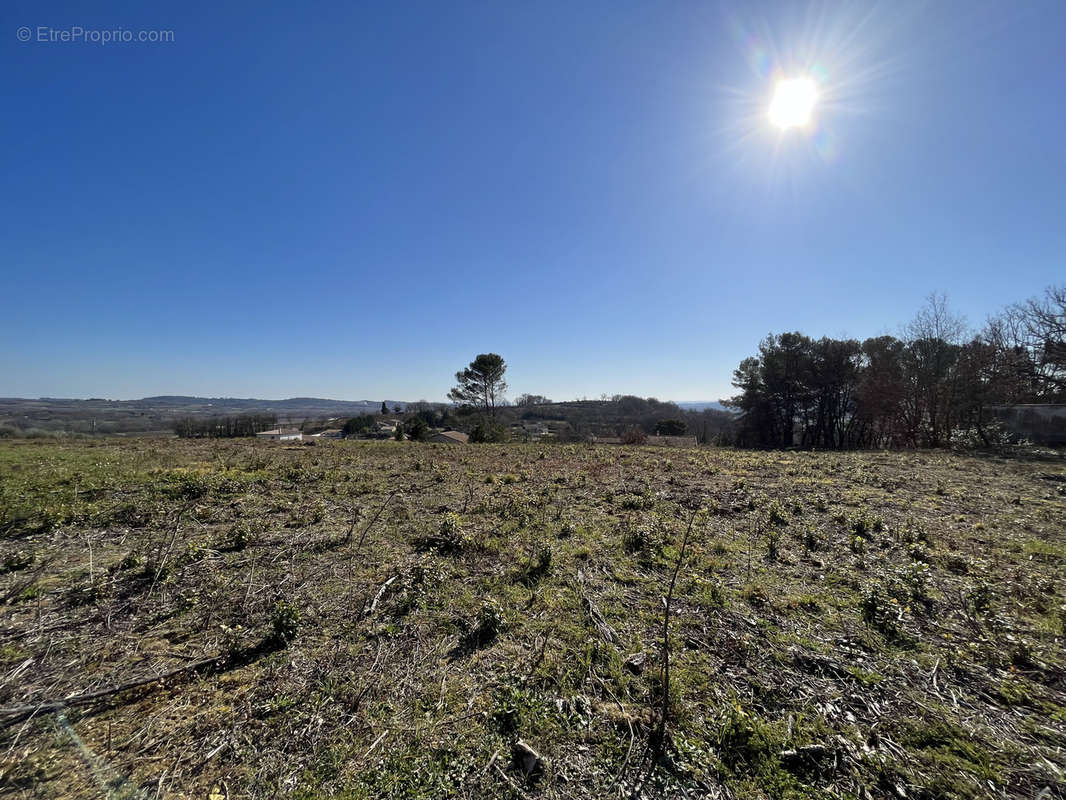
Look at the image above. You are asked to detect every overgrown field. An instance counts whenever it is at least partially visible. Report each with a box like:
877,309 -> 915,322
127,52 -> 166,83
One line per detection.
1,439 -> 1064,799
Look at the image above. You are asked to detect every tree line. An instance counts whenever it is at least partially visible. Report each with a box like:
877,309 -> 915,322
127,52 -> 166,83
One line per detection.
173,413 -> 278,438
444,354 -> 738,443
727,286 -> 1065,449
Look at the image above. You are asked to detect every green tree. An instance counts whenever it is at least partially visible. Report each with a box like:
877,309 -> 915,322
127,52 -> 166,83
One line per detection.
855,336 -> 907,448
654,419 -> 687,436
343,414 -> 376,435
405,416 -> 429,441
448,353 -> 508,419
469,421 -> 508,443
380,401 -> 388,415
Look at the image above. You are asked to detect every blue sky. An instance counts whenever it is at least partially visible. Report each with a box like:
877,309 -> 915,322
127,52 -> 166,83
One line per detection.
3,1 -> 1064,403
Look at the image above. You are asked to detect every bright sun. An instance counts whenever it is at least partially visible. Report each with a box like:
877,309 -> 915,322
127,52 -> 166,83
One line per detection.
768,77 -> 818,129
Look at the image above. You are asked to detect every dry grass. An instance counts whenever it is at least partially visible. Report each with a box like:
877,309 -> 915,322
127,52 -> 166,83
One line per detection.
1,438 -> 1064,799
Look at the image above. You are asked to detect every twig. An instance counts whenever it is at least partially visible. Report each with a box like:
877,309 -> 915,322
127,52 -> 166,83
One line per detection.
493,762 -> 534,800
366,575 -> 398,616
350,490 -> 399,550
596,675 -> 635,795
362,730 -> 389,759
0,558 -> 54,606
577,571 -> 616,643
149,501 -> 195,596
0,654 -> 222,727
651,509 -> 697,763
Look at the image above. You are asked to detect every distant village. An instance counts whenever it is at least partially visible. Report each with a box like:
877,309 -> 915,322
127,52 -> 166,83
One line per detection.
255,416 -> 703,447
255,419 -> 472,444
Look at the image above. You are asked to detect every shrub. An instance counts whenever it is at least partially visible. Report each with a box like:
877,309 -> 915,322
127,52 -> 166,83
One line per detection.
622,523 -> 663,557
515,546 -> 552,586
900,562 -> 931,604
852,510 -> 884,536
743,583 -> 769,607
404,417 -> 429,441
228,521 -> 251,551
0,551 -> 34,574
617,492 -> 652,510
907,543 -> 930,563
766,500 -> 789,527
653,419 -> 687,436
860,586 -> 882,627
952,421 -> 1027,452
165,471 -> 212,500
765,528 -> 780,561
469,423 -> 508,443
270,599 -> 300,645
424,512 -> 467,553
22,428 -> 62,439
860,585 -> 910,642
342,414 -> 377,435
459,599 -> 504,652
967,582 -> 993,614
715,704 -> 781,775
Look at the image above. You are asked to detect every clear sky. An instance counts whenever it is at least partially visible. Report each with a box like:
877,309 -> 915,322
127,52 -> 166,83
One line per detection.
3,1 -> 1064,403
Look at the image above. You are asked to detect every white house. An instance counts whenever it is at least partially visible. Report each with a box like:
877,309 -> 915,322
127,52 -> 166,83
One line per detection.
255,429 -> 304,441
313,429 -> 344,439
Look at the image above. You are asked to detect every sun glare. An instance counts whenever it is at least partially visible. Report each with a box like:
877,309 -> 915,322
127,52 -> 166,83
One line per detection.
768,77 -> 818,129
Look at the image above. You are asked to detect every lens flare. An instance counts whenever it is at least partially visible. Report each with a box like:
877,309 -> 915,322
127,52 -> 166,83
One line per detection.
768,78 -> 818,129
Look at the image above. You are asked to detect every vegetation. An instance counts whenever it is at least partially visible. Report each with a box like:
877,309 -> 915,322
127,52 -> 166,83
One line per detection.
516,394 -> 553,407
449,353 -> 509,420
343,414 -> 378,435
654,419 -> 688,436
501,395 -> 734,444
0,397 -> 400,438
404,417 -> 430,442
333,396 -> 730,446
1,437 -> 1063,798
173,413 -> 278,438
728,287 -> 1065,449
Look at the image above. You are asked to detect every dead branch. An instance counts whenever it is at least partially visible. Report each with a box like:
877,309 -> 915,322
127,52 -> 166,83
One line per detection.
0,654 -> 222,728
651,508 -> 697,763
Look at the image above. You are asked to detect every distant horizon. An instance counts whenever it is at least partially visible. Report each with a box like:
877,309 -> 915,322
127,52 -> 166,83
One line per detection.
0,393 -> 731,408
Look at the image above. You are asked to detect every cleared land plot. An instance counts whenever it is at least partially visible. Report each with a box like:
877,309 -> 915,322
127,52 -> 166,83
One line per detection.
1,439 -> 1064,799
